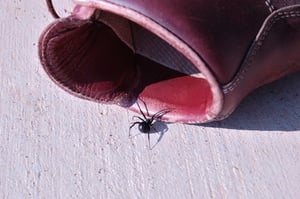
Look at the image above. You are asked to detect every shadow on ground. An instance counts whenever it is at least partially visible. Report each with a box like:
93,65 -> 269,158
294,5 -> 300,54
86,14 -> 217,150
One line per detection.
200,72 -> 300,131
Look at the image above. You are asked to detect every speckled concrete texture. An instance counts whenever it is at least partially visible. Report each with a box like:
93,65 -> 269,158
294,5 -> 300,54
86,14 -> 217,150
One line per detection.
0,1 -> 300,198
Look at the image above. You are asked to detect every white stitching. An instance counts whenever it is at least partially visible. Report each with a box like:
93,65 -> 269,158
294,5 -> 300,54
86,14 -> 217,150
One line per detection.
222,10 -> 300,94
265,0 -> 276,13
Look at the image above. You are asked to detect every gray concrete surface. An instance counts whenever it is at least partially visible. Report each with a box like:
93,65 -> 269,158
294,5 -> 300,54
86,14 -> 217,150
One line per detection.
0,1 -> 300,198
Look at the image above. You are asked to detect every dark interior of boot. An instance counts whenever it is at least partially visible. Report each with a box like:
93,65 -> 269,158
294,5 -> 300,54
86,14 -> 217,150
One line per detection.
42,11 -> 213,121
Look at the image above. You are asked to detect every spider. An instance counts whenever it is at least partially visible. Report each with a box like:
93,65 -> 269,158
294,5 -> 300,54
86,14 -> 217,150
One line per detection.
129,100 -> 172,148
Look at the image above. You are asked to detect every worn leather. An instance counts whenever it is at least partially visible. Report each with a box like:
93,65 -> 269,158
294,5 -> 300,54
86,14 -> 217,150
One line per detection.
39,0 -> 300,123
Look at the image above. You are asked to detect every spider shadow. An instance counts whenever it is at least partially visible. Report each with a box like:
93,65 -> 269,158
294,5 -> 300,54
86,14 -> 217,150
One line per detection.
129,120 -> 169,149
151,120 -> 169,146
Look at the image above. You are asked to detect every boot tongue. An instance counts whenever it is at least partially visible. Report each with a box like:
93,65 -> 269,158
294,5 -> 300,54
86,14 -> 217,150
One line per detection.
97,11 -> 201,77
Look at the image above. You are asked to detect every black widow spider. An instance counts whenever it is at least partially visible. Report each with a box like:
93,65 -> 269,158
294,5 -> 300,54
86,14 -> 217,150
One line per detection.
129,100 -> 172,148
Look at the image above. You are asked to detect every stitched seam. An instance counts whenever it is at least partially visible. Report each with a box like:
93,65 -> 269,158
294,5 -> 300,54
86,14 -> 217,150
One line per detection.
222,10 -> 300,95
218,10 -> 300,120
265,0 -> 276,13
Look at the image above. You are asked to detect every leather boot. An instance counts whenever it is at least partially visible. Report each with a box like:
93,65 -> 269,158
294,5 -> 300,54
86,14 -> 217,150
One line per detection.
39,0 -> 300,123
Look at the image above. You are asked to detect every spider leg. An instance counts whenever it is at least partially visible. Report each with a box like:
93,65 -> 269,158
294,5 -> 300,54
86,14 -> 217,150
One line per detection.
129,122 -> 140,137
132,116 -> 144,122
151,109 -> 173,121
147,131 -> 151,149
136,101 -> 147,120
46,0 -> 60,19
151,109 -> 169,119
140,99 -> 150,117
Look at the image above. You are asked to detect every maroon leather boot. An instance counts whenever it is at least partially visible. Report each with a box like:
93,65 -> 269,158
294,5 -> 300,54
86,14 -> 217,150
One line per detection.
39,0 -> 300,123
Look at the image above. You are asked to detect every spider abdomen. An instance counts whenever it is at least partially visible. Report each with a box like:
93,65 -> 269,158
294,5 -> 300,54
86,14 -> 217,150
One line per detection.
138,121 -> 151,133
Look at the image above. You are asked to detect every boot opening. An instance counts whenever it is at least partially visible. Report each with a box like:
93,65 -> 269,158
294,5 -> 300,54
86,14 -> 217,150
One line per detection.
40,10 -> 214,122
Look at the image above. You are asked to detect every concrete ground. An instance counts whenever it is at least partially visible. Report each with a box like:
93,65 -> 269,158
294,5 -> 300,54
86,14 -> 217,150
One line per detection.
1,1 -> 300,198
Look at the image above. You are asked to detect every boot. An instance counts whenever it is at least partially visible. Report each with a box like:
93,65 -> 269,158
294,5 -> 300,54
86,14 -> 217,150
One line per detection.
39,0 -> 300,123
